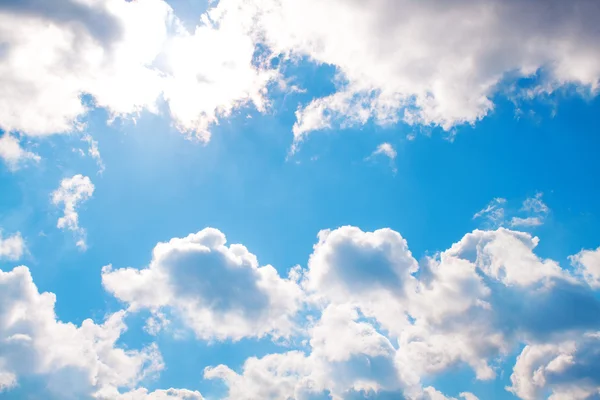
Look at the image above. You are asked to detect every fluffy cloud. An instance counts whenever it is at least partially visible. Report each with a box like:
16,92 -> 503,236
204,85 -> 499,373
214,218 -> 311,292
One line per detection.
0,134 -> 40,170
475,193 -> 550,229
366,143 -> 397,173
508,334 -> 600,400
473,198 -> 506,227
0,265 -> 200,399
304,226 -> 418,335
3,0 -> 599,149
0,231 -> 25,261
82,134 -> 105,174
205,304 -> 406,400
224,0 -> 600,147
0,0 -> 275,141
51,174 -> 95,249
102,228 -> 304,341
204,224 -> 600,399
570,246 -> 600,288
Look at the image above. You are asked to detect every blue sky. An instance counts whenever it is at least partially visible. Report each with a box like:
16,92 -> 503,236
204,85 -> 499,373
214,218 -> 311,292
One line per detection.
1,1 -> 600,399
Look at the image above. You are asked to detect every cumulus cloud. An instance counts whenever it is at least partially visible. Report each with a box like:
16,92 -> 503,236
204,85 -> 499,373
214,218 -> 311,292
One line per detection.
366,143 -> 397,173
0,134 -> 40,170
226,0 -> 600,147
570,246 -> 600,289
475,193 -> 550,229
205,225 -> 600,399
510,193 -> 550,228
51,174 -> 95,249
102,228 -> 304,341
98,388 -> 204,400
510,216 -> 544,227
0,265 -> 201,399
0,0 -> 276,143
3,0 -> 599,150
0,231 -> 25,261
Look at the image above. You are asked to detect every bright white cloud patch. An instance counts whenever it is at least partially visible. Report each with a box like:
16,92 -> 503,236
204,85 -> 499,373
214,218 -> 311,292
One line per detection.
0,265 -> 201,399
0,0 -> 275,142
0,134 -> 40,170
232,0 -> 600,147
2,0 -> 599,149
102,228 -> 304,341
473,197 -> 506,227
508,334 -> 600,400
366,142 -> 397,173
0,231 -> 25,261
51,174 -> 95,249
570,246 -> 600,289
82,134 -> 105,174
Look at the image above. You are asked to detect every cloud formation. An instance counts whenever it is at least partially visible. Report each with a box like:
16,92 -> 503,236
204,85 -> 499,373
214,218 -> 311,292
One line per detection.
240,0 -> 600,147
102,228 -> 304,341
0,231 -> 25,261
0,0 -> 274,142
1,223 -> 599,399
51,174 -> 95,249
0,265 -> 201,399
0,134 -> 40,170
1,0 -> 599,150
474,193 -> 550,229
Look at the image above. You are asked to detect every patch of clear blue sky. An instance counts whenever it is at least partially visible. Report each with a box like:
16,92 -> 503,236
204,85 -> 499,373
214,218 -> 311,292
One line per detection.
1,53 -> 600,398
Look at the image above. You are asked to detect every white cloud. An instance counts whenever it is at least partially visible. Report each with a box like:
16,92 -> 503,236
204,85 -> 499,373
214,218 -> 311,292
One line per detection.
508,334 -> 600,400
366,142 -> 397,173
82,134 -> 105,174
3,0 -> 599,150
510,216 -> 543,227
472,198 -> 506,227
205,303 -> 406,400
0,265 -> 201,399
51,174 -> 95,249
98,388 -> 204,400
509,193 -> 550,228
0,0 -> 276,142
476,193 -> 550,229
102,228 -> 304,341
522,192 -> 549,215
0,134 -> 40,170
0,231 -> 25,261
304,226 -> 418,336
570,246 -> 600,289
207,224 -> 600,399
226,0 -> 600,147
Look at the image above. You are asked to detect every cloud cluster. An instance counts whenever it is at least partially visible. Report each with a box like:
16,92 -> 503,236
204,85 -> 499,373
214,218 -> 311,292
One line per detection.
1,0 -> 599,156
0,134 -> 40,170
474,193 -> 550,229
100,224 -> 600,399
0,231 -> 25,261
0,265 -> 201,400
0,0 -> 275,145
2,223 -> 600,399
237,0 -> 600,147
51,174 -> 95,249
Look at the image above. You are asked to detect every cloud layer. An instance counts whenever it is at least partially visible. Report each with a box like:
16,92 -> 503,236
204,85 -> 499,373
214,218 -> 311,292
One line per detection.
0,265 -> 201,400
1,0 -> 599,152
88,225 -> 600,399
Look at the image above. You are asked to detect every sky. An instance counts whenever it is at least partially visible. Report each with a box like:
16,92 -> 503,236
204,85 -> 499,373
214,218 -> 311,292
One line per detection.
1,0 -> 600,399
